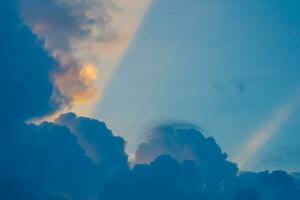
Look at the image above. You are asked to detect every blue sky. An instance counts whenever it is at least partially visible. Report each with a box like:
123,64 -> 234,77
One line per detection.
96,0 -> 300,171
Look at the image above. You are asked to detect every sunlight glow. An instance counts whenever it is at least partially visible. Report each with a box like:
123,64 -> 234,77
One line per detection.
72,0 -> 153,116
80,64 -> 98,83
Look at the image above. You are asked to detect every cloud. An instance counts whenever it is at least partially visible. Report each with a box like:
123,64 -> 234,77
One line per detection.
0,0 -> 65,122
19,0 -> 152,111
102,155 -> 208,200
236,171 -> 300,200
55,112 -> 128,174
135,123 -> 238,193
103,154 -> 300,200
20,0 -> 109,52
130,124 -> 300,200
19,0 -> 116,106
1,115 -> 127,199
0,122 -> 103,199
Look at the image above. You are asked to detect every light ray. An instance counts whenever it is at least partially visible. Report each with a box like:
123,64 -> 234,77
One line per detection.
73,0 -> 153,116
236,87 -> 300,169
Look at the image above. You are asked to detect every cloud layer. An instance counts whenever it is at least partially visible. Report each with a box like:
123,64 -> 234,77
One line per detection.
105,124 -> 300,200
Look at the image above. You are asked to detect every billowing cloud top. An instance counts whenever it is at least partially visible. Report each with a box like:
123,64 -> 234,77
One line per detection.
55,112 -> 128,175
135,124 -> 238,193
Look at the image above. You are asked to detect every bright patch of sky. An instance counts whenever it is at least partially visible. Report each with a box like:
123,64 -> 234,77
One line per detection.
95,0 -> 300,171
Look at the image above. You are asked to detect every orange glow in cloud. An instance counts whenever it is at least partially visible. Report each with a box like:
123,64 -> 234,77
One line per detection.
53,61 -> 99,105
33,63 -> 100,124
72,64 -> 99,104
24,0 -> 153,118
80,64 -> 98,83
71,0 -> 153,116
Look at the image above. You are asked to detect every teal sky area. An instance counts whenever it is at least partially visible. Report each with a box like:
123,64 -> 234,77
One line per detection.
95,0 -> 300,171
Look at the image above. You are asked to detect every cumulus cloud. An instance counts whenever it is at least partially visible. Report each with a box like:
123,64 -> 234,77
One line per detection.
55,112 -> 128,175
0,114 -> 129,199
131,124 -> 300,200
19,0 -> 116,106
135,124 -> 238,194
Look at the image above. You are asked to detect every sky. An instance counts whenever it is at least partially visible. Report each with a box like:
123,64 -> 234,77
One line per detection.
96,0 -> 300,171
1,0 -> 300,199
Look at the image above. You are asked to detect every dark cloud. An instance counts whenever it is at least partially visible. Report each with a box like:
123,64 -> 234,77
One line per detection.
236,171 -> 300,200
55,112 -> 128,176
135,124 -> 238,194
103,154 -> 300,200
102,155 -> 208,200
0,0 -> 65,122
0,122 -> 101,199
0,113 -> 128,199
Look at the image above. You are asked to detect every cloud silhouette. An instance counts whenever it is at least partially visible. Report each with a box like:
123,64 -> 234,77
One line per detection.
135,124 -> 238,194
102,153 -> 300,200
0,0 -> 65,122
55,112 -> 128,175
236,170 -> 300,200
0,122 -> 102,199
1,115 -> 128,199
102,155 -> 208,200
